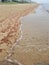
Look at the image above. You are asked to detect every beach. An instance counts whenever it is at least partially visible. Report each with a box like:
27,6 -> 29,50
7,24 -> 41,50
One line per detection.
0,4 -> 49,65
11,4 -> 49,65
0,4 -> 38,65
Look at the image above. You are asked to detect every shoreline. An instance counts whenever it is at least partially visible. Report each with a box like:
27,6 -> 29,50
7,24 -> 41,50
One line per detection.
0,4 -> 39,62
5,4 -> 39,64
11,5 -> 49,65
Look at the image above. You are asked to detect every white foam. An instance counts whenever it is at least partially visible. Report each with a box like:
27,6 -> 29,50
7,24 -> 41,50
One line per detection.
5,20 -> 23,65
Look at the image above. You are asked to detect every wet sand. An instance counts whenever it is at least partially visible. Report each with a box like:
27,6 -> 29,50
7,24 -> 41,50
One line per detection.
11,5 -> 49,65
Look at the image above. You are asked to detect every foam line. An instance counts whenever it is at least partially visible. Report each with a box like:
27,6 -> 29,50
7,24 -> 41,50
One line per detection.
5,22 -> 23,65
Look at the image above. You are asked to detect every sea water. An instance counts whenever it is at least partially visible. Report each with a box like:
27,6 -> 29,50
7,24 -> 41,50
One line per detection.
42,3 -> 49,11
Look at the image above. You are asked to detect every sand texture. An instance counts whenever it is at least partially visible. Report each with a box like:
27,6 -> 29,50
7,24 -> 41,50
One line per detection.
0,4 -> 38,62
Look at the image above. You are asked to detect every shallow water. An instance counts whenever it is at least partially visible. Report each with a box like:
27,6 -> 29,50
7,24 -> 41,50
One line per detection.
21,11 -> 49,48
35,4 -> 49,14
42,4 -> 49,11
20,5 -> 49,56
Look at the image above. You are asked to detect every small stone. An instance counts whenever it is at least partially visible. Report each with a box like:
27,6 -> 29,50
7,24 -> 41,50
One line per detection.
0,49 -> 2,52
46,43 -> 49,45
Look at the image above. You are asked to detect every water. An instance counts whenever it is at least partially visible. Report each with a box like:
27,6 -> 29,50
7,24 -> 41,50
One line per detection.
42,4 -> 49,11
21,4 -> 49,52
35,4 -> 49,14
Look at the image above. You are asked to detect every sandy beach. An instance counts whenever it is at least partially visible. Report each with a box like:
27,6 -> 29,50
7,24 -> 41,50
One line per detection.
0,4 -> 38,65
0,3 -> 49,65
